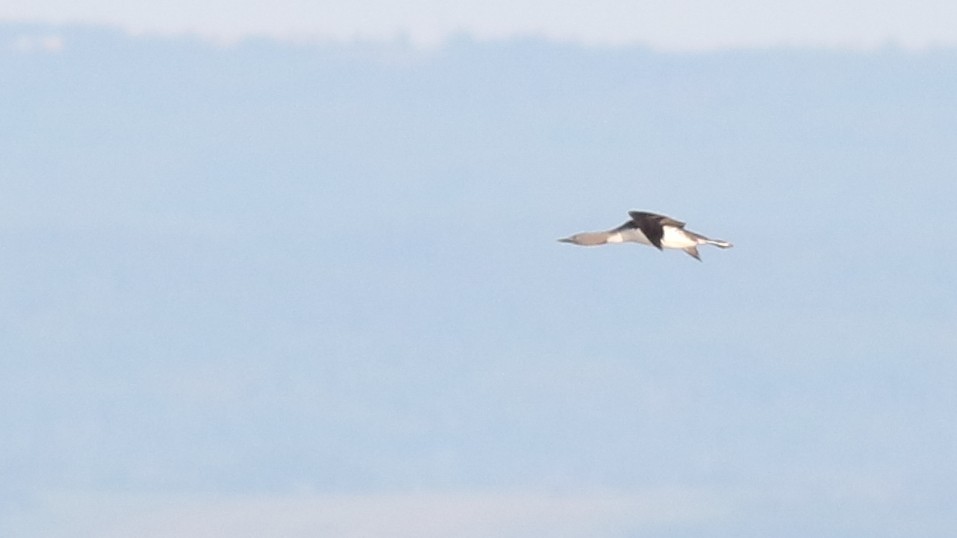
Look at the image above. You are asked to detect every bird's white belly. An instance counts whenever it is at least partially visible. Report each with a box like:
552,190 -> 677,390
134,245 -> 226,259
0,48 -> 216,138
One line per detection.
660,227 -> 697,249
608,230 -> 651,245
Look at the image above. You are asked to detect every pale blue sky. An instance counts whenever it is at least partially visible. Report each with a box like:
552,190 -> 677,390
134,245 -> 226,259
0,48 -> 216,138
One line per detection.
2,0 -> 957,49
2,17 -> 957,538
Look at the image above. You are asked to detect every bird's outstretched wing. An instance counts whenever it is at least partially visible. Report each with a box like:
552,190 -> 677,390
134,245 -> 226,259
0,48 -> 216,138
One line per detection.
625,211 -> 684,249
628,211 -> 686,228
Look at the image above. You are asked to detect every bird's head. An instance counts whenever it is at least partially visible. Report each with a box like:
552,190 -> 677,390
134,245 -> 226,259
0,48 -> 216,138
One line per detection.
557,232 -> 607,246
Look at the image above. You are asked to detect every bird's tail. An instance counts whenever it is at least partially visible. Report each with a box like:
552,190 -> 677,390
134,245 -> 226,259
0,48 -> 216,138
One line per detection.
688,230 -> 733,249
705,238 -> 733,249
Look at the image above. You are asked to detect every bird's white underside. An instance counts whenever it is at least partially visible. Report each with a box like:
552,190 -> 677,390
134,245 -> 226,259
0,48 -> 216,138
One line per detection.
606,226 -> 698,249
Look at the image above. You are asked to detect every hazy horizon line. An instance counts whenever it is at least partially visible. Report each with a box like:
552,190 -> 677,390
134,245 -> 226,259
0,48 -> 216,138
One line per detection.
4,18 -> 957,55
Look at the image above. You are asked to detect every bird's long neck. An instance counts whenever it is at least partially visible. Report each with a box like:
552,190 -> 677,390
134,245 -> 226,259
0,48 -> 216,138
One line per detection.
566,232 -> 611,246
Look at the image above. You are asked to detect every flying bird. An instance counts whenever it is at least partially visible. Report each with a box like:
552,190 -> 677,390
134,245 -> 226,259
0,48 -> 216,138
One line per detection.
558,210 -> 733,261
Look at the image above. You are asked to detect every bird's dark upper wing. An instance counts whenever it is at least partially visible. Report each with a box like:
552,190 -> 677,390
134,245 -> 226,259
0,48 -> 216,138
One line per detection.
624,211 -> 666,249
628,211 -> 686,228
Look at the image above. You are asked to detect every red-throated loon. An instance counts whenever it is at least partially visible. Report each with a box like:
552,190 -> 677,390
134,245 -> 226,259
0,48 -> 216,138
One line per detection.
558,210 -> 733,261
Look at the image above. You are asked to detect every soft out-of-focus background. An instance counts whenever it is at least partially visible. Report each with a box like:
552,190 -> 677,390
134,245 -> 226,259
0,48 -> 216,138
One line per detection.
2,2 -> 956,536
